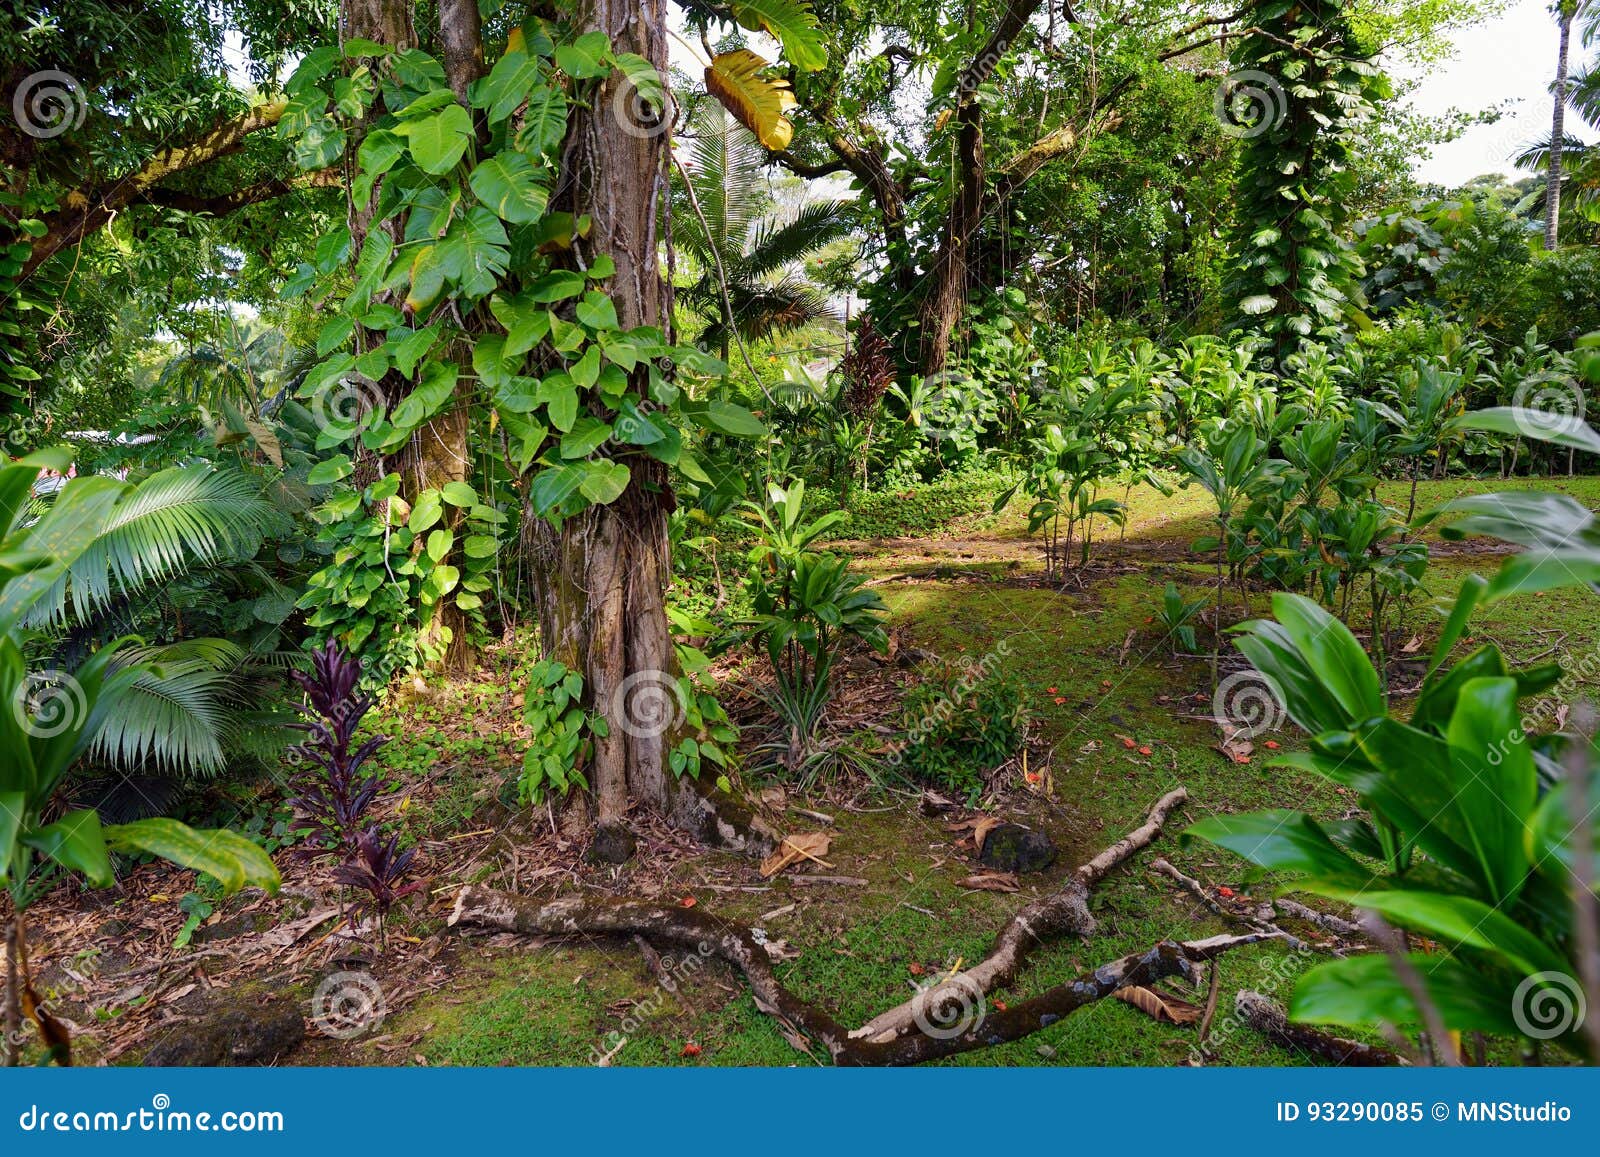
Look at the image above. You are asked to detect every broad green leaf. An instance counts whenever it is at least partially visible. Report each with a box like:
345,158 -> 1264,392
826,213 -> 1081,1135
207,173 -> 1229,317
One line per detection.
1449,406 -> 1600,455
106,820 -> 280,896
468,152 -> 550,224
1183,810 -> 1367,880
1290,954 -> 1524,1037
307,455 -> 353,485
401,102 -> 474,175
555,30 -> 611,78
579,460 -> 630,505
25,809 -> 112,887
730,0 -> 828,71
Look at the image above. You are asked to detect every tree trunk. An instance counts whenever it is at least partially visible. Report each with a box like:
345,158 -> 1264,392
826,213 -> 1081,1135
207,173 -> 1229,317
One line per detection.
1546,8 -> 1572,251
404,0 -> 485,674
341,0 -> 477,675
528,0 -> 774,861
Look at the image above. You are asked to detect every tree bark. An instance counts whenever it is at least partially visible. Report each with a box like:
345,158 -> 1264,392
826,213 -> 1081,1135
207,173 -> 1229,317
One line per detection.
1545,7 -> 1572,251
524,0 -> 775,860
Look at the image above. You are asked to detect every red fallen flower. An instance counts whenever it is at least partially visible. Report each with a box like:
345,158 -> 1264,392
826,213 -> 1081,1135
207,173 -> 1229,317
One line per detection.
993,1000 -> 1008,1012
1053,696 -> 1066,705
1264,740 -> 1280,749
1138,746 -> 1152,756
680,896 -> 697,908
680,1042 -> 702,1057
908,962 -> 926,976
1121,737 -> 1136,749
1024,771 -> 1041,783
1218,886 -> 1235,898
1047,686 -> 1058,694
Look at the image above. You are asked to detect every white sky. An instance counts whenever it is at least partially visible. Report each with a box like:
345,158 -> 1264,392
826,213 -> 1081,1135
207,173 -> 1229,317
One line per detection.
1400,0 -> 1594,187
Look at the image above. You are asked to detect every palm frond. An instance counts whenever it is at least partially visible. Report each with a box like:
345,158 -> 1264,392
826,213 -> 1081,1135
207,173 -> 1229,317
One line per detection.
85,638 -> 284,780
683,102 -> 764,267
731,200 -> 856,281
26,466 -> 286,628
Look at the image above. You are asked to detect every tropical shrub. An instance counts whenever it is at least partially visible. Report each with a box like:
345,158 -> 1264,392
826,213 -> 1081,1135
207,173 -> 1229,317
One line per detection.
1188,396 -> 1600,1061
893,661 -> 1031,801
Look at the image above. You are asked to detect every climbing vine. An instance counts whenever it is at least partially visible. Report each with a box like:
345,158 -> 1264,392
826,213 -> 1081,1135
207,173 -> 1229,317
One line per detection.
1225,0 -> 1389,352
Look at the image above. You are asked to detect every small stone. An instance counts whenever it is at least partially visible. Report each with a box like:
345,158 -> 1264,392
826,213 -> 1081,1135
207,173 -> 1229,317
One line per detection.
1036,1044 -> 1057,1059
978,823 -> 1057,874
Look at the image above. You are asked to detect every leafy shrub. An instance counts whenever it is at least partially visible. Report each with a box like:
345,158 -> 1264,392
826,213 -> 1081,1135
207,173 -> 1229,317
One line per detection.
892,660 -> 1030,799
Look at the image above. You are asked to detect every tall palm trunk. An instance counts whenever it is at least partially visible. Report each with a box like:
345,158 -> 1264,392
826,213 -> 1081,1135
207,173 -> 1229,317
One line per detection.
1547,5 -> 1575,250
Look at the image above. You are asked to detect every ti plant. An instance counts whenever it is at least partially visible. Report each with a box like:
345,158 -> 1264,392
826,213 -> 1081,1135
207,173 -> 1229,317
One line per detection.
1187,401 -> 1600,1062
287,640 -> 421,932
1,451 -> 280,1067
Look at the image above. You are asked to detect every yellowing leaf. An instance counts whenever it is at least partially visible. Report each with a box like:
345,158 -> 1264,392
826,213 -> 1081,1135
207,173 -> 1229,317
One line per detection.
705,50 -> 796,151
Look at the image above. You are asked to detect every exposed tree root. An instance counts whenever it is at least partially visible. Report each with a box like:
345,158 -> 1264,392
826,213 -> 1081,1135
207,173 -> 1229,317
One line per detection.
449,786 -> 1284,1064
1234,990 -> 1407,1067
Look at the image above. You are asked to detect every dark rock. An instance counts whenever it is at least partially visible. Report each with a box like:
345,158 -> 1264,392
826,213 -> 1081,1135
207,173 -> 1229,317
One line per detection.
586,823 -> 637,864
144,996 -> 304,1067
979,824 -> 1057,874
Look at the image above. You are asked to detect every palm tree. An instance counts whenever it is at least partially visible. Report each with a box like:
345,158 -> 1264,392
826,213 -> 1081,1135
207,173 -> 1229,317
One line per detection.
1543,0 -> 1600,248
1520,55 -> 1600,238
674,102 -> 855,363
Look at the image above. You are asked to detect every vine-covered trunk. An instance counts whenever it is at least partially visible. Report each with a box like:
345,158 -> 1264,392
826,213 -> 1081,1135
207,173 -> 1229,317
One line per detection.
337,0 -> 479,675
525,0 -> 770,860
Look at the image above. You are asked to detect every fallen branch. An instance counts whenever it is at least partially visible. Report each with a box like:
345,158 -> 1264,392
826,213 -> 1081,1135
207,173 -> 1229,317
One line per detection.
852,787 -> 1189,1044
451,787 -> 1244,1064
450,885 -> 1277,1064
1234,990 -> 1407,1067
